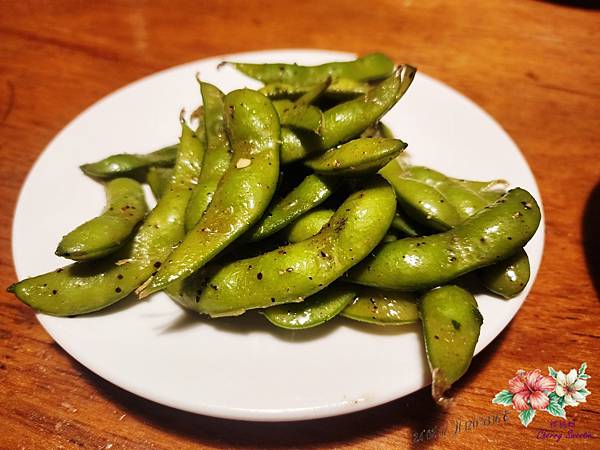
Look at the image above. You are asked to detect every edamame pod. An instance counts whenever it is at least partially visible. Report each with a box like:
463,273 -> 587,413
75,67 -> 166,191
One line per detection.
402,166 -> 490,220
273,99 -> 323,134
247,174 -> 339,242
305,138 -> 406,175
146,167 -> 173,201
419,285 -> 483,403
8,122 -> 204,316
80,144 -> 177,179
279,66 -> 416,164
195,178 -> 396,317
341,286 -> 418,325
264,283 -> 356,329
391,210 -> 423,237
260,78 -> 369,100
480,248 -> 530,299
56,178 -> 148,261
381,173 -> 461,231
295,78 -> 332,105
320,65 -> 415,149
139,89 -> 280,297
281,209 -> 334,243
348,188 -> 541,291
228,53 -> 394,85
185,82 -> 232,230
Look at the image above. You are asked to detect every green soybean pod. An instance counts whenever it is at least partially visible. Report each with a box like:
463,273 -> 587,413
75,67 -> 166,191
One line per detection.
185,82 -> 232,231
227,53 -> 394,85
272,99 -> 323,134
259,78 -> 369,101
347,188 -> 541,291
264,283 -> 356,329
195,178 -> 396,317
146,167 -> 173,201
139,89 -> 280,297
319,65 -> 415,149
55,178 -> 148,261
480,248 -> 530,299
401,166 -> 490,221
281,209 -> 335,243
8,121 -> 204,316
279,66 -> 416,164
295,77 -> 332,105
390,210 -> 423,237
341,286 -> 418,325
80,144 -> 178,179
381,174 -> 461,232
419,285 -> 483,404
247,174 -> 339,242
305,138 -> 407,175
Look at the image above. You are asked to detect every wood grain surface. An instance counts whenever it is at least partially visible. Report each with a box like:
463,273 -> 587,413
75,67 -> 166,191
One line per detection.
1,1 -> 599,448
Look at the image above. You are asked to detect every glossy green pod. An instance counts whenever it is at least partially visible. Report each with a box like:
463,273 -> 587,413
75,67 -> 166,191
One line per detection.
194,178 -> 396,317
341,286 -> 418,325
380,172 -> 461,231
8,122 -> 204,316
480,248 -> 530,299
273,99 -> 323,134
139,89 -> 280,297
185,82 -> 232,231
419,285 -> 483,403
390,210 -> 423,237
55,178 -> 148,261
146,167 -> 173,200
228,53 -> 394,84
319,65 -> 415,149
264,283 -> 356,329
295,78 -> 332,105
279,66 -> 416,164
260,78 -> 368,100
348,188 -> 541,291
247,174 -> 339,242
80,144 -> 177,179
281,209 -> 335,243
401,165 -> 491,221
305,138 -> 406,175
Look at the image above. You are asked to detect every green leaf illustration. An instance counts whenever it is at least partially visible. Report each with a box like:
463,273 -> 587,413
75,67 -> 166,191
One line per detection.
548,392 -> 559,404
492,390 -> 514,406
519,409 -> 536,427
546,402 -> 567,419
548,366 -> 558,378
579,373 -> 590,380
578,362 -> 587,376
579,388 -> 590,396
557,396 -> 566,407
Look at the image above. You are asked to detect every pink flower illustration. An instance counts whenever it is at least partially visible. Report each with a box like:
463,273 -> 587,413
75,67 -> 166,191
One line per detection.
508,369 -> 556,410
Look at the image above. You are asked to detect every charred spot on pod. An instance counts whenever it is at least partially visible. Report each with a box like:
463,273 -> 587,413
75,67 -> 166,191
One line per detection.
271,298 -> 275,303
117,274 -> 123,279
452,320 -> 461,330
52,290 -> 58,295
210,284 -> 218,290
56,268 -> 63,273
257,272 -> 263,280
115,287 -> 122,293
153,261 -> 162,268
434,335 -> 440,340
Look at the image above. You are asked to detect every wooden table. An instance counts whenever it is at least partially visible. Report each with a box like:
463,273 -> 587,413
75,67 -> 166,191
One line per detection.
1,1 -> 599,448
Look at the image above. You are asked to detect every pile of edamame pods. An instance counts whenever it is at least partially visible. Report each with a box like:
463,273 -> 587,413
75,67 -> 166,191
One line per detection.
8,53 -> 541,402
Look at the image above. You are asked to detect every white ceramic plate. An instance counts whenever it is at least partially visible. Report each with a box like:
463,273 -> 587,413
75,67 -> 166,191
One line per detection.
12,49 -> 544,422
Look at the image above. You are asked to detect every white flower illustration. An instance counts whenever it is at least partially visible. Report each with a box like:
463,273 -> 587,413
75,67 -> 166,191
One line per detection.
555,369 -> 588,406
